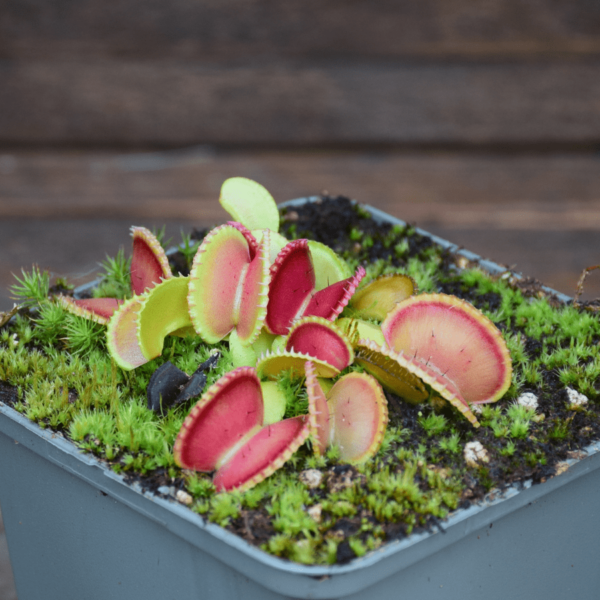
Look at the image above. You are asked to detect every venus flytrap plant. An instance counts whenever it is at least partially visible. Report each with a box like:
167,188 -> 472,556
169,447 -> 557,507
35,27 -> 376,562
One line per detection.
258,316 -> 355,380
352,294 -> 513,427
60,227 -> 171,325
265,238 -> 366,336
304,361 -> 388,464
111,276 -> 194,370
188,222 -> 271,347
173,367 -> 310,492
10,265 -> 49,307
347,273 -> 416,321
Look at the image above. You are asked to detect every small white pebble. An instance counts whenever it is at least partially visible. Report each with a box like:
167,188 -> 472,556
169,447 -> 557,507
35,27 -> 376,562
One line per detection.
176,490 -> 193,506
517,392 -> 539,410
471,404 -> 483,414
299,469 -> 323,489
307,504 -> 322,523
456,256 -> 471,270
566,387 -> 588,408
464,441 -> 489,467
554,462 -> 569,476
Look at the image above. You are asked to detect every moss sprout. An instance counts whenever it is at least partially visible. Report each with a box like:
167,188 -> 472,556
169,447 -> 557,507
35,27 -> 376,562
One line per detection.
349,227 -> 362,241
178,232 -> 202,271
10,266 -> 50,307
63,314 -> 106,356
405,257 -> 439,293
278,370 -> 309,418
93,248 -> 132,300
209,493 -> 241,526
419,412 -> 448,437
34,301 -> 69,345
438,433 -> 462,455
499,440 -> 517,457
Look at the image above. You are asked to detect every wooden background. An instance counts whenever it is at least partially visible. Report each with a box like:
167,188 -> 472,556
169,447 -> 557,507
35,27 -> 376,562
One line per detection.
2,1 -> 600,147
2,3 -> 600,597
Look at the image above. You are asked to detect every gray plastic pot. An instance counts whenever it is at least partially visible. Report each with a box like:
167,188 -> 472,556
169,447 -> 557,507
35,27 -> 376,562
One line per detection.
1,201 -> 600,600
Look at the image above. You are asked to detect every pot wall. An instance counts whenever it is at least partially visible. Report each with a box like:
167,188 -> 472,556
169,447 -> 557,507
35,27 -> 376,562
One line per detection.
2,399 -> 600,600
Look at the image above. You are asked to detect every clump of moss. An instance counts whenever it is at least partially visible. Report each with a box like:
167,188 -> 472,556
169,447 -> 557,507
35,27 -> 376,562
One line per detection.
92,249 -> 131,300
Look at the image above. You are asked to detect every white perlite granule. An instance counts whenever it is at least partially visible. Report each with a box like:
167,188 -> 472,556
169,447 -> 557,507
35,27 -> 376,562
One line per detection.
566,387 -> 588,408
299,469 -> 323,489
516,392 -> 539,410
307,504 -> 323,523
464,441 -> 489,467
176,490 -> 193,506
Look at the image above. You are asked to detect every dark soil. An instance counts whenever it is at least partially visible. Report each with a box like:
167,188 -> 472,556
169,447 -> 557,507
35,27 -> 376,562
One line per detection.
0,380 -> 19,406
280,195 -> 438,267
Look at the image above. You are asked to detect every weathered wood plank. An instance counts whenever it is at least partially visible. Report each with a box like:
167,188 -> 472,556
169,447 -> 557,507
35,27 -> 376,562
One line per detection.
1,62 -> 600,145
1,0 -> 600,60
1,150 -> 600,227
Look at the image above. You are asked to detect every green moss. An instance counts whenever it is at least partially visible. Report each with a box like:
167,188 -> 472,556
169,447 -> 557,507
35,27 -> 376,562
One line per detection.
477,467 -> 495,491
93,248 -> 132,300
277,370 -> 309,418
10,266 -> 50,307
63,314 -> 106,356
499,440 -> 517,457
438,433 -> 461,455
548,419 -> 571,442
419,413 -> 448,437
268,480 -> 319,537
525,450 -> 547,468
34,301 -> 69,345
348,537 -> 367,557
178,232 -> 202,271
186,473 -> 215,498
406,256 -> 440,293
209,493 -> 241,526
349,227 -> 362,241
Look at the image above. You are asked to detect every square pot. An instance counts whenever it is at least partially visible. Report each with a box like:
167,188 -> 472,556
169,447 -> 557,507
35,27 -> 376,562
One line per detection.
1,200 -> 599,600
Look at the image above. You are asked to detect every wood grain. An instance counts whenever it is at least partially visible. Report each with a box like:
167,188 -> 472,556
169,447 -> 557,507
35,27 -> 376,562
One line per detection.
1,0 -> 599,61
1,61 -> 600,146
1,150 -> 600,226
